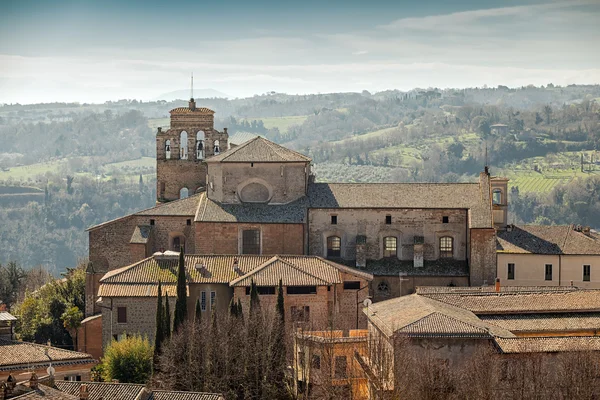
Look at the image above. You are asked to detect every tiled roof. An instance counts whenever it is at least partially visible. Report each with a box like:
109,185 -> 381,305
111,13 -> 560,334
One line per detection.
205,136 -> 311,163
0,338 -> 94,370
11,385 -> 79,400
308,182 -> 492,228
0,311 -> 17,321
130,225 -> 151,244
228,131 -> 258,147
150,390 -> 225,400
136,194 -> 201,216
55,382 -> 146,400
99,255 -> 371,295
494,336 -> 600,354
421,290 -> 600,314
480,312 -> 600,333
365,294 -> 514,338
170,107 -> 215,114
195,193 -> 307,223
415,286 -> 579,295
497,225 -> 600,255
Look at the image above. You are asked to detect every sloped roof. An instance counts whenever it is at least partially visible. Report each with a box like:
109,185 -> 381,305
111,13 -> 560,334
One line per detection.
195,193 -> 307,223
421,289 -> 600,314
366,294 -> 514,338
11,385 -> 79,400
0,311 -> 17,321
228,131 -> 258,147
230,256 -> 332,287
170,107 -> 215,114
97,283 -> 181,297
494,336 -> 600,354
150,390 -> 225,400
480,312 -> 600,333
308,182 -> 492,228
205,136 -> 311,163
55,382 -> 146,400
0,338 -> 94,371
497,225 -> 600,255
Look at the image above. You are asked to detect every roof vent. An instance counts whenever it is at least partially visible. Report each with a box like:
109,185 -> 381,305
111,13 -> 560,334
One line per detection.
233,258 -> 242,275
195,263 -> 207,276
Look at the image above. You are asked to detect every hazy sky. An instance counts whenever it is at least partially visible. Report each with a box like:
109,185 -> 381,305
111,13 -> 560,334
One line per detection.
1,0 -> 599,104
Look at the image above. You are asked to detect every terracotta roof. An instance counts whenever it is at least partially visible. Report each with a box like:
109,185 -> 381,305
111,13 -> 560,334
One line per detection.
308,182 -> 492,228
497,225 -> 600,255
195,193 -> 307,223
416,286 -> 579,294
365,294 -> 514,338
228,131 -> 258,147
99,254 -> 371,295
54,382 -> 146,400
135,194 -> 201,217
205,136 -> 311,163
480,312 -> 600,333
11,385 -> 79,400
150,391 -> 225,400
494,336 -> 600,354
80,314 -> 102,324
130,225 -> 151,244
170,107 -> 215,114
0,338 -> 94,371
421,289 -> 600,314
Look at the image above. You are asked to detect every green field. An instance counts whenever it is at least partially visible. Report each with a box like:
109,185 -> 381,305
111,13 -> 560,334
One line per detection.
244,115 -> 308,133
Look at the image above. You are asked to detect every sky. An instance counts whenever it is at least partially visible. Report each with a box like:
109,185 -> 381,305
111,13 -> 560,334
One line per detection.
1,0 -> 599,104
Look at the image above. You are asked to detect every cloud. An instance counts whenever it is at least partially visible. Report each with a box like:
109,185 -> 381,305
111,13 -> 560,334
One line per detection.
352,50 -> 369,56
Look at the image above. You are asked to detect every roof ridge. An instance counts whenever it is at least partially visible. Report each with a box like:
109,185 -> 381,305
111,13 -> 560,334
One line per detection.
399,311 -> 488,334
213,136 -> 259,162
228,256 -> 279,286
99,257 -> 155,282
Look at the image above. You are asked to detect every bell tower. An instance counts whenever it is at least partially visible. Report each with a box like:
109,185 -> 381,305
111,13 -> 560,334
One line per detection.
156,76 -> 228,202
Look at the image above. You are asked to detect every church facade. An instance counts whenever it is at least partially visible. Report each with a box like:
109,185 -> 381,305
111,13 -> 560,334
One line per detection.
85,99 -> 506,318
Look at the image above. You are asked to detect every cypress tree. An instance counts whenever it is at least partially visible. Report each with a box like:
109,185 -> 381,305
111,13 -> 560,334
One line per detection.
249,280 -> 260,314
237,298 -> 244,323
228,297 -> 238,318
276,278 -> 284,323
173,248 -> 188,332
195,298 -> 202,323
164,293 -> 171,339
265,279 -> 289,399
154,281 -> 164,359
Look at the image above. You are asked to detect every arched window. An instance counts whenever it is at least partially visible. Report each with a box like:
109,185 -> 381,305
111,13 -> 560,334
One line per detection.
196,131 -> 205,160
180,131 -> 188,160
383,237 -> 397,258
440,236 -> 453,258
214,139 -> 220,155
327,236 -> 341,258
179,187 -> 189,199
172,236 -> 185,252
165,139 -> 171,160
492,189 -> 502,205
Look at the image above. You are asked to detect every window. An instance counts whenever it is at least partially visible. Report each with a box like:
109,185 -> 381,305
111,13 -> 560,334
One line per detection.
214,139 -> 220,155
196,131 -> 205,160
172,236 -> 184,251
334,356 -> 347,379
584,265 -> 591,282
385,215 -> 392,225
186,219 -> 191,226
331,215 -> 338,225
179,187 -> 189,199
442,216 -> 449,224
383,237 -> 397,258
242,229 -> 261,254
311,355 -> 321,370
201,292 -> 207,312
545,264 -> 553,281
117,307 -> 127,324
439,237 -> 453,258
507,263 -> 515,280
180,131 -> 188,159
287,286 -> 317,295
150,219 -> 155,226
245,286 -> 276,295
291,306 -> 310,322
160,182 -> 166,197
327,236 -> 341,258
492,189 -> 502,205
343,281 -> 361,290
165,139 -> 171,159
377,281 -> 390,297
210,291 -> 216,310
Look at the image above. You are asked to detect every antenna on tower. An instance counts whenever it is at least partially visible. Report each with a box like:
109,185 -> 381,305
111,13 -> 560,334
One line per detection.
190,72 -> 194,101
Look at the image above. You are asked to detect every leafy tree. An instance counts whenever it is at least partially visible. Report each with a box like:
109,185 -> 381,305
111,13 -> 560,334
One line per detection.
0,261 -> 26,308
173,249 -> 187,332
61,305 -> 83,344
543,104 -> 553,124
101,334 -> 153,384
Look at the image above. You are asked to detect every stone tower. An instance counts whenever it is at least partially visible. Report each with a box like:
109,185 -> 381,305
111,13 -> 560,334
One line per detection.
156,98 -> 228,202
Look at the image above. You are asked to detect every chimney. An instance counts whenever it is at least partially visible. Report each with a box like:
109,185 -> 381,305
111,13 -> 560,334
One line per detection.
570,280 -> 574,287
189,98 -> 196,111
29,372 -> 38,390
223,127 -> 228,134
157,127 -> 162,133
583,226 -> 591,236
413,236 -> 424,268
355,235 -> 367,269
495,277 -> 501,293
79,383 -> 89,400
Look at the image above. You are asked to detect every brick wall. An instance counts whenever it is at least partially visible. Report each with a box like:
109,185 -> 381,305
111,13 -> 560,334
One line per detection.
469,228 -> 497,286
76,315 -> 103,360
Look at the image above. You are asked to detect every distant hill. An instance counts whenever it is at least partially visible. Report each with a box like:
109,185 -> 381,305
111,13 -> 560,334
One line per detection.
154,89 -> 230,101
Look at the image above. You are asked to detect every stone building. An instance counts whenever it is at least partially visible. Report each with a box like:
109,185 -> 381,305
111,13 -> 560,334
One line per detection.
95,253 -> 372,350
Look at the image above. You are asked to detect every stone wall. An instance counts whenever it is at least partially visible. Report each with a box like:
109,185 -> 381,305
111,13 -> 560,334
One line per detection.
371,275 -> 470,302
308,208 -> 468,262
195,222 -> 304,255
469,228 -> 497,286
333,272 -> 371,330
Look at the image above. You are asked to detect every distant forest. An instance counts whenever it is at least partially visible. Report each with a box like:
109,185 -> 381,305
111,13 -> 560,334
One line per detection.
1,84 -> 599,272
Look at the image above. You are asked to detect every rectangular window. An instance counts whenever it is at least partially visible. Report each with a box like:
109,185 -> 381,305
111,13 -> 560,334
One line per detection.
291,306 -> 310,322
117,307 -> 127,324
343,281 -> 361,290
584,265 -> 591,282
242,229 -> 261,254
442,216 -> 449,224
327,236 -> 341,258
210,291 -> 216,310
331,215 -> 338,225
186,219 -> 191,226
507,263 -> 515,280
150,219 -> 155,226
545,264 -> 553,281
439,237 -> 453,258
245,286 -> 276,295
385,215 -> 392,225
287,286 -> 317,295
334,356 -> 348,379
383,237 -> 397,258
201,292 -> 207,311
